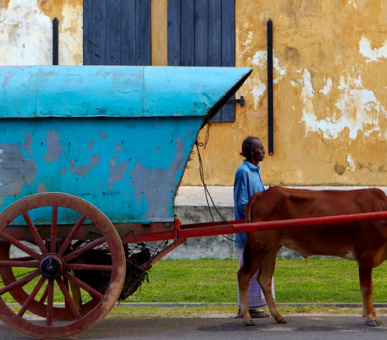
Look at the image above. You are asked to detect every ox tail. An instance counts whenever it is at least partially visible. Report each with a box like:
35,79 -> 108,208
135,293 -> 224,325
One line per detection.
244,195 -> 256,224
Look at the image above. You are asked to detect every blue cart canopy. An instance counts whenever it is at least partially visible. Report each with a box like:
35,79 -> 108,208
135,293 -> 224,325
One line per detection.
0,66 -> 252,224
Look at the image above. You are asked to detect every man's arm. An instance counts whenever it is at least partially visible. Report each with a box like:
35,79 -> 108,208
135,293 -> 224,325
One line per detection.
234,170 -> 249,220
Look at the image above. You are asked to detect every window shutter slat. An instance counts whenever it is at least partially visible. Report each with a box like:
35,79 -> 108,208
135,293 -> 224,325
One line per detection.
167,0 -> 236,122
167,0 -> 181,66
83,0 -> 151,66
107,0 -> 121,65
181,1 -> 195,66
195,0 -> 209,67
136,0 -> 151,65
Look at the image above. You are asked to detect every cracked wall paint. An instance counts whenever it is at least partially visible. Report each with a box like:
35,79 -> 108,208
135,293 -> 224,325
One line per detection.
299,69 -> 386,140
108,156 -> 129,191
245,50 -> 287,110
0,144 -> 37,198
22,133 -> 33,155
70,154 -> 100,178
130,138 -> 184,220
0,0 -> 82,65
183,0 -> 387,186
359,36 -> 387,62
44,130 -> 62,163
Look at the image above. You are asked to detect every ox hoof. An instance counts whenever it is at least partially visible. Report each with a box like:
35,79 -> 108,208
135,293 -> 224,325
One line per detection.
243,319 -> 256,327
276,318 -> 287,324
366,319 -> 381,327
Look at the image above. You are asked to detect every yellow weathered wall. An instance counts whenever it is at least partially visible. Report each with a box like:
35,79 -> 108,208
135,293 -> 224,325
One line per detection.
183,0 -> 387,187
0,0 -> 82,65
151,0 -> 168,66
1,0 -> 385,187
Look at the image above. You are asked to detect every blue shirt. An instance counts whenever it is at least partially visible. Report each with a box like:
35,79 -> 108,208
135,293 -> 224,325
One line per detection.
233,160 -> 265,248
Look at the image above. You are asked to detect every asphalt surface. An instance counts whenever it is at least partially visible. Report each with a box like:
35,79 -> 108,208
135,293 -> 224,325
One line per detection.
1,314 -> 387,340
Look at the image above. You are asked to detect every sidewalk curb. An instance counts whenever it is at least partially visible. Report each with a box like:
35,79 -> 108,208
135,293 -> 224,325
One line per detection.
115,302 -> 387,308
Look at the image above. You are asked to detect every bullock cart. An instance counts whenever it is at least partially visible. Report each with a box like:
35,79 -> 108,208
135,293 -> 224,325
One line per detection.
0,66 -> 387,339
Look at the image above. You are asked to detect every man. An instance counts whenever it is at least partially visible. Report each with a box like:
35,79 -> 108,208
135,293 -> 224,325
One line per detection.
234,136 -> 272,318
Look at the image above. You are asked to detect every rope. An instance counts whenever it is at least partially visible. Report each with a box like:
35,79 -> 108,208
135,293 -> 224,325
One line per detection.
194,136 -> 227,222
193,123 -> 245,244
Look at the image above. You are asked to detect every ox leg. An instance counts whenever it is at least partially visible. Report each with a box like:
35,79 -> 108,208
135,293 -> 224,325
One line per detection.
257,246 -> 286,324
237,248 -> 263,326
358,260 -> 381,326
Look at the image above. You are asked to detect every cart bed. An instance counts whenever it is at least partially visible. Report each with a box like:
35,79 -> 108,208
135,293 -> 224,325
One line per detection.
0,66 -> 252,224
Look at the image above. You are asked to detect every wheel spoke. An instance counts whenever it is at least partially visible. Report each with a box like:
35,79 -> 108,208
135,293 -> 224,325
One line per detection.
39,285 -> 48,304
22,212 -> 48,255
63,271 -> 103,300
17,276 -> 46,317
0,260 -> 39,268
57,215 -> 87,256
56,276 -> 82,319
0,232 -> 41,260
65,263 -> 112,271
63,236 -> 107,263
7,256 -> 35,262
50,206 -> 58,253
0,270 -> 39,295
46,280 -> 54,326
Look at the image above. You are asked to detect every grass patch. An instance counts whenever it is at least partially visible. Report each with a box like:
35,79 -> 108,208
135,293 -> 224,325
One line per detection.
127,257 -> 387,304
3,257 -> 387,314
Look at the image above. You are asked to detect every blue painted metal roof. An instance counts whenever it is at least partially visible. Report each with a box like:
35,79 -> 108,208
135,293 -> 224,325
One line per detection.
0,66 -> 252,121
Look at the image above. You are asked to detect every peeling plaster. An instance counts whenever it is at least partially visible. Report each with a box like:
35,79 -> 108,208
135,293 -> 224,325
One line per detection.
108,156 -> 129,190
359,36 -> 387,63
37,182 -> 48,193
0,0 -> 82,65
299,69 -> 387,140
70,154 -> 100,178
251,51 -> 266,67
251,84 -> 266,110
347,154 -> 356,172
22,133 -> 33,155
0,144 -> 37,198
0,0 -> 52,64
130,138 -> 184,220
243,31 -> 253,49
248,50 -> 287,108
273,57 -> 287,79
251,51 -> 287,79
319,77 -> 332,95
99,131 -> 107,140
88,140 -> 95,152
44,130 -> 62,163
348,0 -> 358,9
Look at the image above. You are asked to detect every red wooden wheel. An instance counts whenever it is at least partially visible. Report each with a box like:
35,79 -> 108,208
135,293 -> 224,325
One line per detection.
0,193 -> 125,339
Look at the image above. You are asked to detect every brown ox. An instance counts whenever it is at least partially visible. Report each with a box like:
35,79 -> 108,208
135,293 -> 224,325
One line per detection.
238,187 -> 387,327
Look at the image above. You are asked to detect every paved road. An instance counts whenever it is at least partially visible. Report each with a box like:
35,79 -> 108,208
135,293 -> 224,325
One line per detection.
1,315 -> 387,340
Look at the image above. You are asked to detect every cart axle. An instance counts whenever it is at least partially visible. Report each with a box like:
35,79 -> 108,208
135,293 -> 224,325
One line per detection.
40,254 -> 64,279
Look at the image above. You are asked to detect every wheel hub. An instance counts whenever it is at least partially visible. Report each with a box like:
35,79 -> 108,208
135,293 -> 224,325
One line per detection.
40,254 -> 64,279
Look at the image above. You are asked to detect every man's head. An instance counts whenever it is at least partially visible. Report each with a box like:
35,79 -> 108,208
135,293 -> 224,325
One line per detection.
240,136 -> 265,165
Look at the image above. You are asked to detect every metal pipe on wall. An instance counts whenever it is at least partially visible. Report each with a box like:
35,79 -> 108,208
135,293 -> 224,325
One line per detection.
267,18 -> 274,155
53,18 -> 59,65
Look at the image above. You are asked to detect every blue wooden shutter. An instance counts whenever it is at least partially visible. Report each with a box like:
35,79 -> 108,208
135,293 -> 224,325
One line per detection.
83,0 -> 151,66
168,0 -> 236,122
